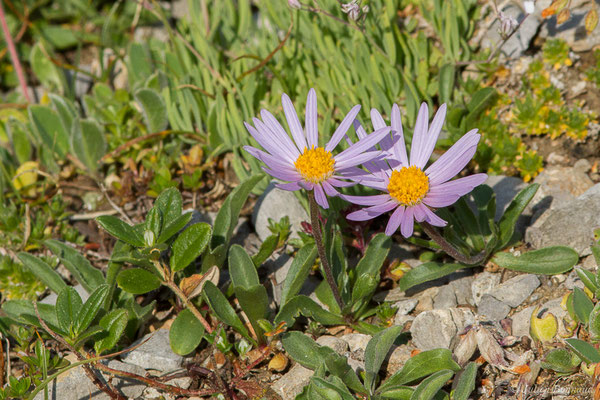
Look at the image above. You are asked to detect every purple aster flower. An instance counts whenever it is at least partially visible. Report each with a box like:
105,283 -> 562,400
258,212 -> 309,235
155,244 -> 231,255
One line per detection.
343,102 -> 488,237
243,88 -> 391,209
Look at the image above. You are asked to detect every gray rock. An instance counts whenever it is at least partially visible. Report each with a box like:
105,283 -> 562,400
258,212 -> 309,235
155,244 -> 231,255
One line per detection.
538,0 -> 600,52
121,329 -> 183,372
471,272 -> 501,306
484,175 -> 529,220
410,308 -> 476,350
252,183 -> 309,242
41,284 -> 89,305
526,183 -> 600,255
171,0 -> 189,19
387,345 -> 416,375
434,285 -> 458,309
393,299 -> 418,315
316,335 -> 348,355
434,275 -> 475,309
272,363 -> 314,400
481,4 -> 541,58
490,274 -> 540,307
478,294 -> 512,321
133,26 -> 169,42
34,359 -> 146,400
341,333 -> 371,354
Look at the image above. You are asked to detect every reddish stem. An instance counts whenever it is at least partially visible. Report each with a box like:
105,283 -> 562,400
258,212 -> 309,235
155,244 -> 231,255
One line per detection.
0,1 -> 31,102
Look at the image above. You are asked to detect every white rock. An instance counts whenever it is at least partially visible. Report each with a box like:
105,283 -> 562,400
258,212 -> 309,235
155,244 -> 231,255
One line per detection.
410,308 -> 476,350
471,272 -> 501,306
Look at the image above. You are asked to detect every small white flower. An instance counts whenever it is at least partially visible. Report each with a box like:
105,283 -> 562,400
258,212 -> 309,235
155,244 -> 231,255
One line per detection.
499,11 -> 519,38
341,0 -> 360,21
288,0 -> 302,10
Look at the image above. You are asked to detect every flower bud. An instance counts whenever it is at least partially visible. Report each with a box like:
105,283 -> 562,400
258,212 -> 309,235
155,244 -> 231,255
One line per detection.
341,0 -> 360,21
498,12 -> 518,39
144,230 -> 155,247
288,0 -> 302,10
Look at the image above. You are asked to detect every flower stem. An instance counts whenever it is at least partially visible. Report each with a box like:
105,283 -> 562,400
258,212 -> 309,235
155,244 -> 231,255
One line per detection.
0,1 -> 30,103
166,280 -> 214,334
420,221 -> 486,265
308,191 -> 345,312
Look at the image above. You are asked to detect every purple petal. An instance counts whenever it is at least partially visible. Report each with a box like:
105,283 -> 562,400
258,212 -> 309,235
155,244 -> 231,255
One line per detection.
299,181 -> 314,190
425,130 -> 480,185
260,110 -> 301,156
341,194 -> 391,206
421,206 -> 447,227
313,184 -> 329,209
243,146 -> 295,173
325,104 -> 362,152
263,167 -> 301,182
413,204 -> 427,222
353,119 -> 368,140
409,103 -> 429,168
391,104 -> 409,166
306,89 -> 319,148
370,108 -> 394,151
327,177 -> 356,188
335,151 -> 383,170
321,180 -> 339,197
275,182 -> 302,191
417,104 -> 446,168
423,174 -> 488,208
334,127 -> 391,164
282,93 -> 308,151
253,118 -> 298,163
245,121 -> 288,161
400,207 -> 415,238
422,192 -> 461,208
347,200 -> 397,221
347,209 -> 379,221
385,206 -> 405,236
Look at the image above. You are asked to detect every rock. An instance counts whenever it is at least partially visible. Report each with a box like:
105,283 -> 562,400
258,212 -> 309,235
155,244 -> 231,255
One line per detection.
434,275 -> 475,309
471,272 -> 501,306
121,329 -> 183,372
434,285 -> 458,309
341,333 -> 371,355
537,0 -> 600,52
410,308 -> 476,350
526,183 -> 600,255
316,335 -> 348,355
478,294 -> 512,321
484,175 -> 529,220
34,359 -> 146,400
272,363 -> 313,400
252,183 -> 309,242
41,284 -> 89,305
481,4 -> 541,58
511,298 -> 569,339
171,0 -> 189,19
490,274 -> 541,308
561,269 -> 584,290
134,26 -> 169,42
387,345 -> 416,375
393,299 -> 418,315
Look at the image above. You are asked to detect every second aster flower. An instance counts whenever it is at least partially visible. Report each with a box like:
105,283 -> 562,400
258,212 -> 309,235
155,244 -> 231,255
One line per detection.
243,88 -> 391,209
343,102 -> 488,237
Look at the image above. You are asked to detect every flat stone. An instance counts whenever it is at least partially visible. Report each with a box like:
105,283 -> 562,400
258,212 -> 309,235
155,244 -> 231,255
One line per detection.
511,298 -> 569,339
410,308 -> 476,350
490,274 -> 540,307
341,333 -> 371,354
434,285 -> 457,309
526,183 -> 600,255
252,183 -> 309,242
393,299 -> 418,315
481,4 -> 541,58
477,294 -> 512,321
34,359 -> 146,400
316,335 -> 348,355
538,0 -> 600,52
471,272 -> 501,306
272,363 -> 313,400
387,345 -> 416,375
121,329 -> 183,372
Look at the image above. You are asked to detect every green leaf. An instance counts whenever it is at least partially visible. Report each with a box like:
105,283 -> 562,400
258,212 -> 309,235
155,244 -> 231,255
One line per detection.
572,287 -> 594,325
157,212 -> 192,244
465,87 -> 498,128
170,223 -> 212,272
17,253 -> 66,295
117,268 -> 161,294
492,246 -> 577,275
588,303 -> 600,341
453,362 -> 477,400
398,262 -> 466,292
95,309 -> 128,354
280,244 -> 317,306
541,348 -> 581,373
203,281 -> 253,344
565,338 -> 600,364
252,234 -> 279,267
355,233 -> 391,280
379,349 -> 460,393
281,331 -> 325,371
275,295 -> 345,327
409,369 -> 454,400
74,284 -> 109,335
70,118 -> 106,173
96,216 -> 145,247
28,105 -> 69,158
497,184 -> 539,250
229,245 -> 260,289
153,187 -> 183,226
135,88 -> 168,133
169,308 -> 205,355
364,326 -> 404,394
56,287 -> 83,335
49,94 -> 77,132
438,64 -> 455,104
45,239 -> 105,293
30,43 -> 62,89
235,285 -> 269,343
576,268 -> 599,293
145,207 -> 162,244
1,301 -> 60,332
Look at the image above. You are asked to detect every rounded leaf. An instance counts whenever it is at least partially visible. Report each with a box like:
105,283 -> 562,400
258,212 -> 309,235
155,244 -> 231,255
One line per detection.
169,309 -> 205,355
170,223 -> 212,272
117,268 -> 161,294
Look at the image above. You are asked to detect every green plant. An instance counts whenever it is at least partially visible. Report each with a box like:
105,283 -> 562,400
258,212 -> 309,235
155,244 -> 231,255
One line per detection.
586,49 -> 600,88
282,326 -> 477,399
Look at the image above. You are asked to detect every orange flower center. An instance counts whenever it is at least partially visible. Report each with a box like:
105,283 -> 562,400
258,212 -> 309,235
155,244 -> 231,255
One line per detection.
294,146 -> 335,183
387,166 -> 429,206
